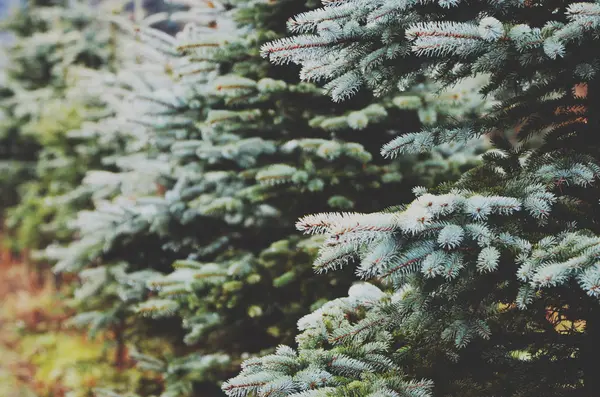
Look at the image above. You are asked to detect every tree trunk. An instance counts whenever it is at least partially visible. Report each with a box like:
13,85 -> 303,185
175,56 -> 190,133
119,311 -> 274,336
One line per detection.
114,320 -> 127,371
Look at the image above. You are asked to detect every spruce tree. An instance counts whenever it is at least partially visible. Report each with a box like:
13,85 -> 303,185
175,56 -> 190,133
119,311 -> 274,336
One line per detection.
0,0 -> 178,240
225,2 -> 600,397
0,0 -> 118,246
49,1 -> 488,396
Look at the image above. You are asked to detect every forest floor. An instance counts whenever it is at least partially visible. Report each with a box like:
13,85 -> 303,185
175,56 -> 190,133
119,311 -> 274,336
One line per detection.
0,247 -> 43,397
0,241 -> 107,397
0,236 -> 152,397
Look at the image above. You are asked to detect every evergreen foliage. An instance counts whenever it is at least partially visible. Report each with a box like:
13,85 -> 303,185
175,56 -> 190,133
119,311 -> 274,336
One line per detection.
40,1 -> 489,395
0,0 -> 182,243
226,1 -> 600,396
0,0 -> 118,242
